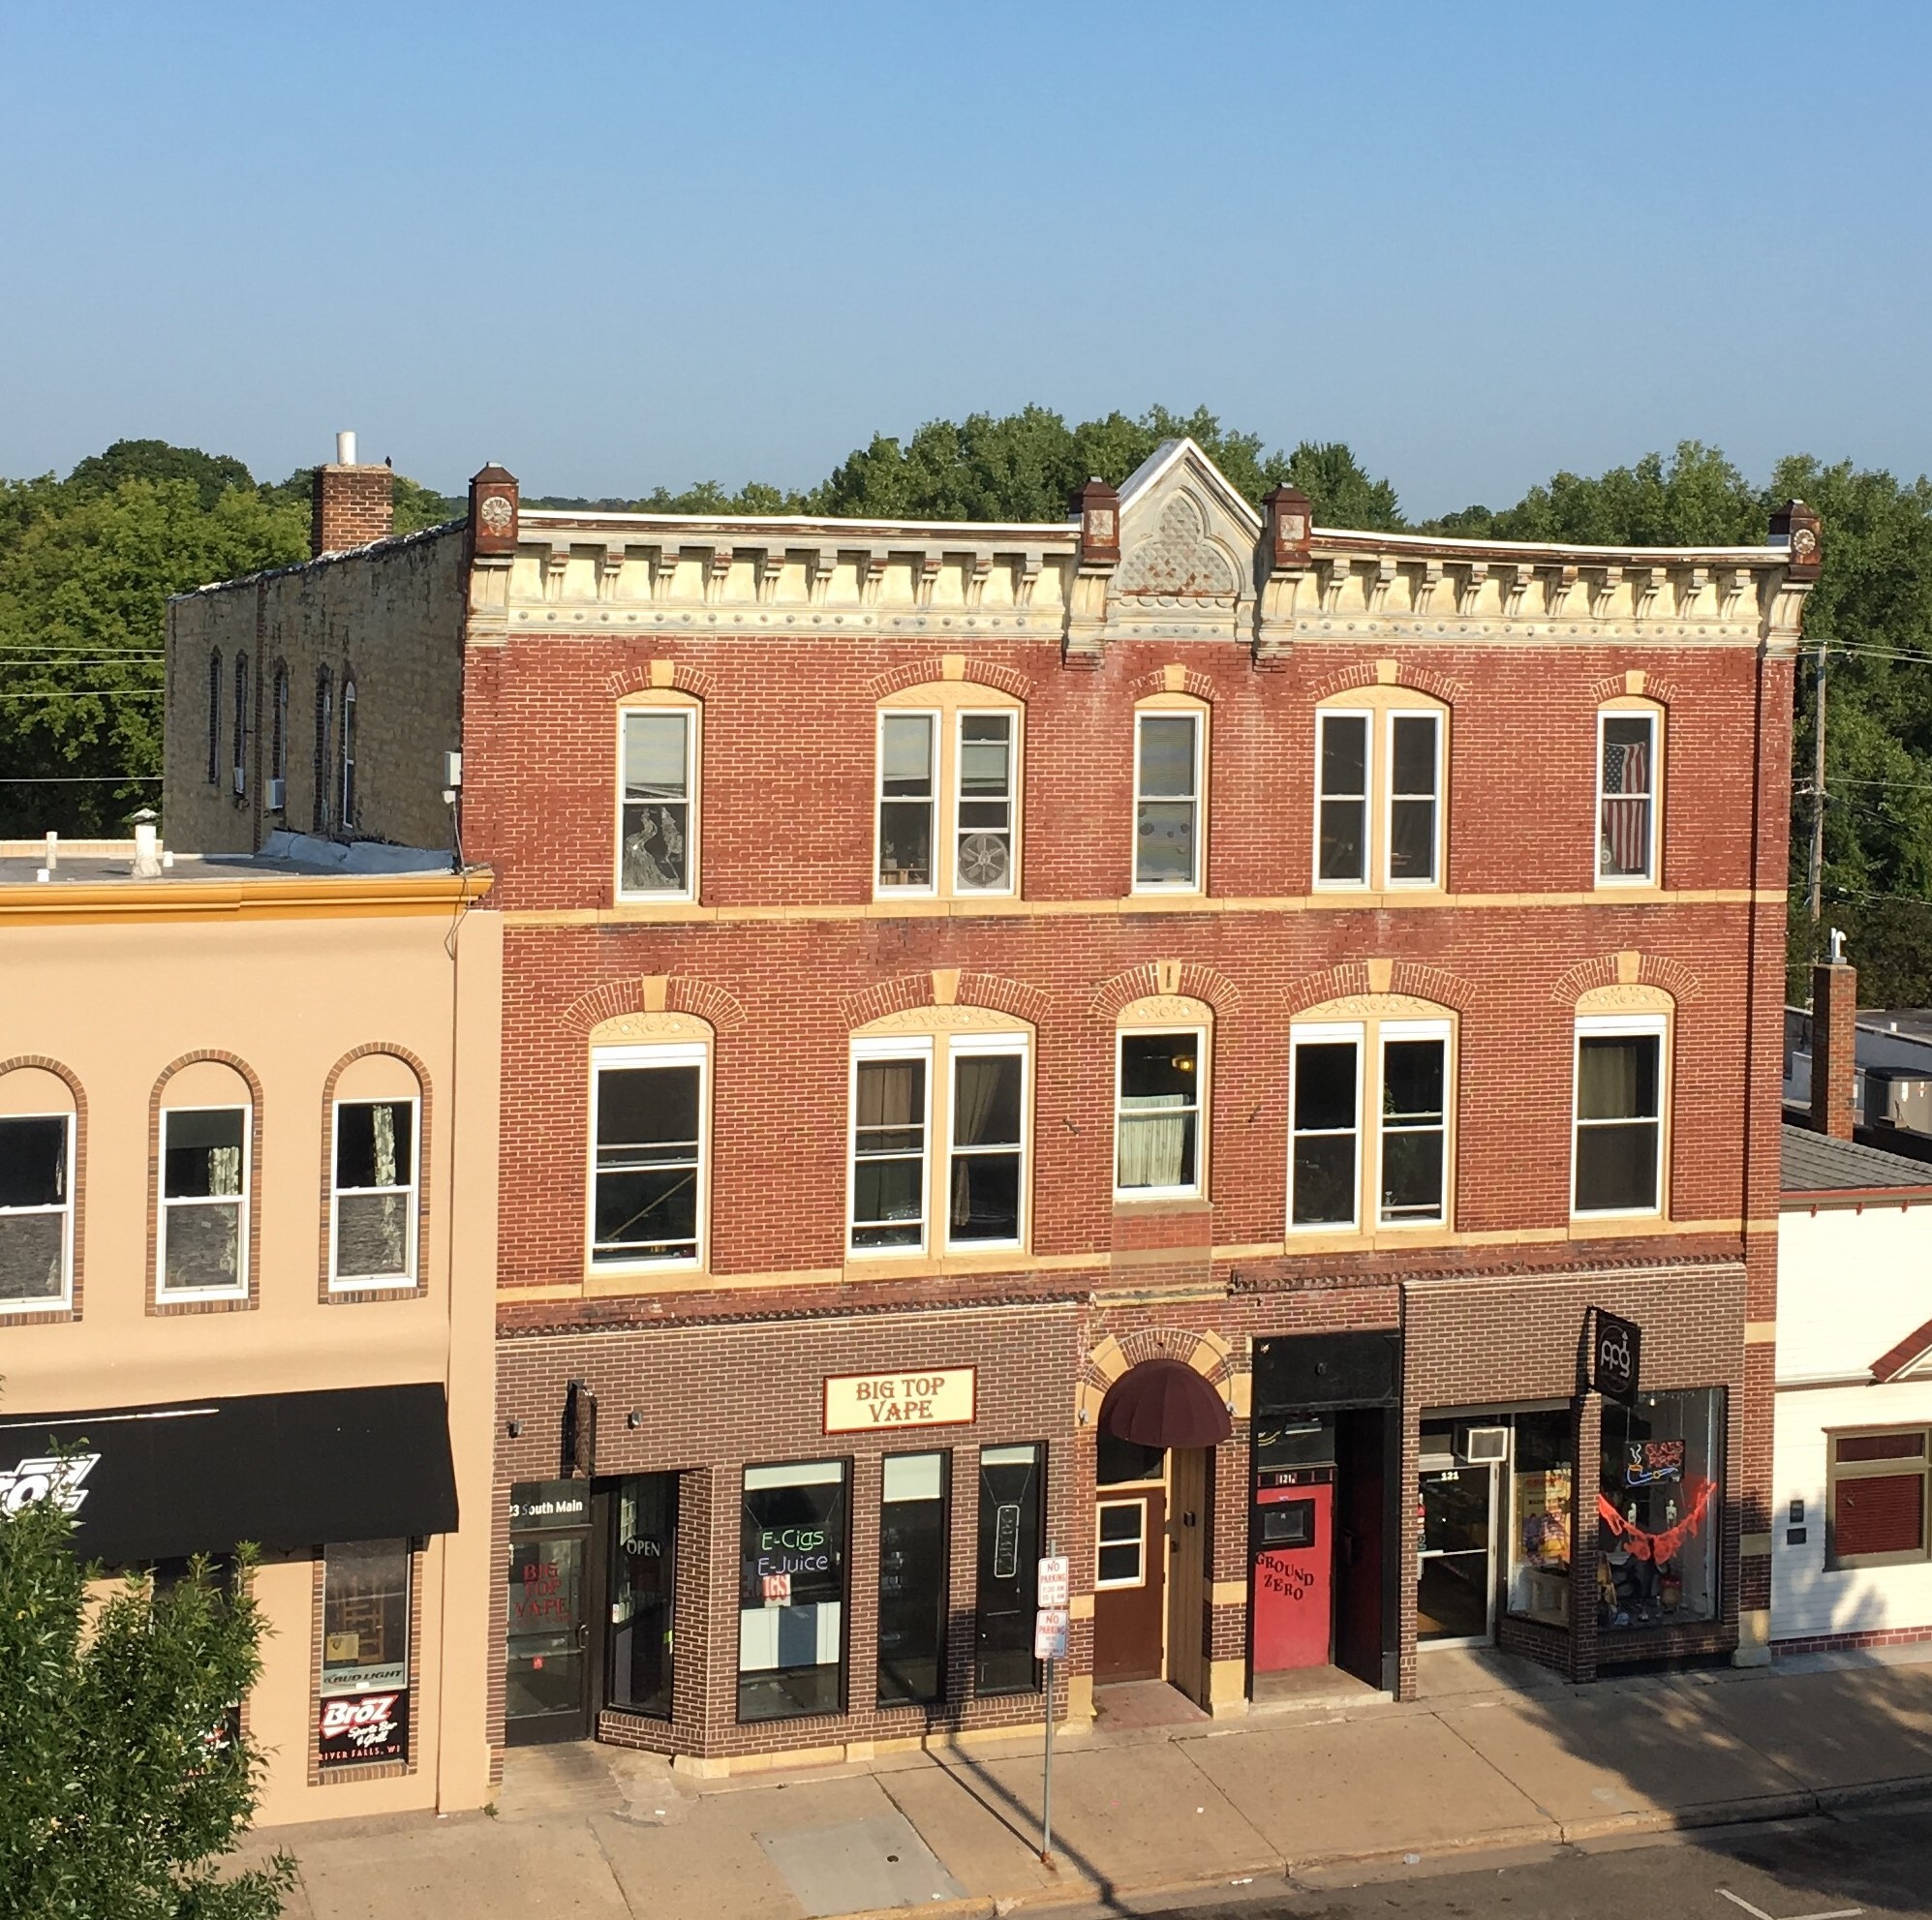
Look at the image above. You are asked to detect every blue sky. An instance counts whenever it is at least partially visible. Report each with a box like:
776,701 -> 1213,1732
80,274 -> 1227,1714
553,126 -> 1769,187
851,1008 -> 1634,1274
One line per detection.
3,1 -> 1928,517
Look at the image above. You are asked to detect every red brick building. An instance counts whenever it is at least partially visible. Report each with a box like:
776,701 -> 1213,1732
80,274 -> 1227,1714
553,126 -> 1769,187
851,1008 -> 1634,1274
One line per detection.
169,440 -> 1820,1774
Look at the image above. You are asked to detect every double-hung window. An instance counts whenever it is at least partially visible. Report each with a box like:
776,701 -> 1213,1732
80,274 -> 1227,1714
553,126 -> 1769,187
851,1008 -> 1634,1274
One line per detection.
1316,705 -> 1444,888
1573,1016 -> 1666,1216
1828,1430 -> 1932,1569
331,1099 -> 418,1289
1598,709 -> 1658,884
1133,709 -> 1203,891
591,1045 -> 705,1267
849,1031 -> 1028,1257
1288,1018 -> 1451,1232
619,706 -> 696,899
0,1112 -> 74,1310
159,1107 -> 250,1298
1115,1029 -> 1204,1198
875,701 -> 1020,899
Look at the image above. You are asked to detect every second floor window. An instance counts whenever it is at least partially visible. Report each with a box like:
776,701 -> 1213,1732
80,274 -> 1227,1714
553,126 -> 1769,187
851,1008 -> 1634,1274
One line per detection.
339,680 -> 357,830
0,1113 -> 73,1311
849,1032 -> 1027,1255
231,653 -> 249,798
206,653 -> 222,785
620,707 -> 695,899
1133,710 -> 1203,891
591,1045 -> 704,1266
331,1099 -> 417,1288
1573,1015 -> 1666,1215
1115,1028 -> 1203,1198
269,662 -> 289,808
1289,1020 -> 1450,1231
1317,706 -> 1444,888
1598,709 -> 1658,883
159,1107 -> 249,1299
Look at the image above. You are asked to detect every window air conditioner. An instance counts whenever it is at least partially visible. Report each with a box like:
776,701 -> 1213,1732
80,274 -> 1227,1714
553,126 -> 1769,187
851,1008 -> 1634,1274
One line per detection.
1460,1425 -> 1509,1465
267,777 -> 286,811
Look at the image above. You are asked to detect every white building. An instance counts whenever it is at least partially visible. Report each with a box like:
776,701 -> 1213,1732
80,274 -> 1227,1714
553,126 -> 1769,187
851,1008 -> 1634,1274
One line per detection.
1774,1123 -> 1932,1652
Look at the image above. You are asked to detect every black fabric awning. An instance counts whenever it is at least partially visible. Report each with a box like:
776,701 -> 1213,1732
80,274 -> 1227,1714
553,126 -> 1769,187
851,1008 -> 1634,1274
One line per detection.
0,1384 -> 458,1565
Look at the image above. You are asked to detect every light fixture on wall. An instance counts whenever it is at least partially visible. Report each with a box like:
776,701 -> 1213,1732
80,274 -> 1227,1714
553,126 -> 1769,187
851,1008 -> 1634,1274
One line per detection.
506,1418 -> 523,1438
627,1410 -> 643,1429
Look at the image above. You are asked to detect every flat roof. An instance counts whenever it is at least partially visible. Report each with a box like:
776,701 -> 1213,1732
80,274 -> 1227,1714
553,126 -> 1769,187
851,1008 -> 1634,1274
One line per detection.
1782,1122 -> 1932,1199
0,842 -> 453,888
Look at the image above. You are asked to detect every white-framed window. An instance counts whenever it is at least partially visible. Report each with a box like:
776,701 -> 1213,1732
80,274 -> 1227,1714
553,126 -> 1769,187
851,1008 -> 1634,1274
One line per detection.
158,1106 -> 250,1299
877,710 -> 938,893
1115,1027 -> 1204,1198
954,710 -> 1017,894
849,1031 -> 1029,1256
1597,708 -> 1658,884
590,1043 -> 705,1267
1572,1014 -> 1666,1216
1095,1497 -> 1149,1589
1133,709 -> 1203,891
0,1112 -> 74,1311
618,705 -> 697,899
329,1098 -> 418,1289
1316,706 -> 1444,889
1289,1019 -> 1451,1231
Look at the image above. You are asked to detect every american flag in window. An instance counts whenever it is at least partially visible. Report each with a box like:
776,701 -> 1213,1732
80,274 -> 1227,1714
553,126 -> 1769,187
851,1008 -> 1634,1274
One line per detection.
1600,716 -> 1654,878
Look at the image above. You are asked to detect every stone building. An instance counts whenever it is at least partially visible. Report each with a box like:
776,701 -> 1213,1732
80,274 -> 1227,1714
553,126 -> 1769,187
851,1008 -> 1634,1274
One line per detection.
165,438 -> 1817,1776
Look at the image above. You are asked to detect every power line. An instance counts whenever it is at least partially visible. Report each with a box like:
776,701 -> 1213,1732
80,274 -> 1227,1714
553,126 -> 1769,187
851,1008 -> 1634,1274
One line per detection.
0,689 -> 163,701
0,773 -> 163,783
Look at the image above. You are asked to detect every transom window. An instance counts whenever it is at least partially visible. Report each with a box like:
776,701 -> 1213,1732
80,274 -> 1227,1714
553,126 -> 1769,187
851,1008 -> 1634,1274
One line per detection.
1289,1017 -> 1452,1231
330,1098 -> 418,1289
1598,708 -> 1659,884
1316,702 -> 1445,889
619,705 -> 697,899
1573,1015 -> 1666,1216
591,1044 -> 705,1267
875,697 -> 1022,899
848,1030 -> 1028,1257
1133,708 -> 1204,891
0,1112 -> 74,1311
159,1107 -> 250,1299
1115,1028 -> 1204,1198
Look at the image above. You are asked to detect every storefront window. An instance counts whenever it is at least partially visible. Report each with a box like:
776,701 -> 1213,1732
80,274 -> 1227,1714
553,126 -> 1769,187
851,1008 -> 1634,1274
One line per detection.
739,1460 -> 846,1722
609,1475 -> 677,1718
320,1539 -> 411,1767
1506,1410 -> 1574,1627
974,1443 -> 1042,1694
877,1452 -> 948,1708
1598,1388 -> 1722,1630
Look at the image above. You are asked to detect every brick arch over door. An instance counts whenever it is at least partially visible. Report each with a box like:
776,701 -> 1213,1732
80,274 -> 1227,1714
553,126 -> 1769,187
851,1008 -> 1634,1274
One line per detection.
863,657 -> 1034,703
146,1050 -> 264,1316
317,1043 -> 433,1304
1089,961 -> 1240,1023
561,975 -> 748,1036
840,969 -> 1048,1032
1075,1326 -> 1244,1427
0,1053 -> 87,1324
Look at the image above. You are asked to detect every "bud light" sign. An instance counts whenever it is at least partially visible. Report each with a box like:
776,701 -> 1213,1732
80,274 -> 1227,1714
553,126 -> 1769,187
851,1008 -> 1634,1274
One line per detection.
318,1688 -> 409,1767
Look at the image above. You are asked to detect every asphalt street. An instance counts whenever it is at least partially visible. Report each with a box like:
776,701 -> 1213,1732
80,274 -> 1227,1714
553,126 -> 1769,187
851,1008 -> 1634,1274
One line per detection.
1127,1800 -> 1932,1920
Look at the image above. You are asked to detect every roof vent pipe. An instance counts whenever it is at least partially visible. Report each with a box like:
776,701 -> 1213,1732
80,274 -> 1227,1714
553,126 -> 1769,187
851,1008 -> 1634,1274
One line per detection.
131,808 -> 162,879
336,430 -> 357,466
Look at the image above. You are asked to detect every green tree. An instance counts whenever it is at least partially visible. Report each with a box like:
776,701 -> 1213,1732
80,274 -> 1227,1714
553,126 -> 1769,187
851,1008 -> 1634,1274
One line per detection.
0,1485 -> 292,1917
68,441 -> 256,513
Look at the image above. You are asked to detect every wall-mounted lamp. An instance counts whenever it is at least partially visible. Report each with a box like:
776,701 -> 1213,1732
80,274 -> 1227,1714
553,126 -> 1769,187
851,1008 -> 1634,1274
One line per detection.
506,1418 -> 523,1438
1077,1405 -> 1089,1425
627,1410 -> 643,1430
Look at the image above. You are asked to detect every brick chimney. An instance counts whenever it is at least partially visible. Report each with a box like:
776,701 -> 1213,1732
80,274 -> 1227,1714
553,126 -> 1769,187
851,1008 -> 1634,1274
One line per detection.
1811,936 -> 1857,1140
312,430 -> 394,557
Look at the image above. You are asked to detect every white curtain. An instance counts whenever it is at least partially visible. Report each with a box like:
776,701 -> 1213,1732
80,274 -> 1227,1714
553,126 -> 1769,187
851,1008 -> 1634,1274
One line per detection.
1118,1095 -> 1188,1187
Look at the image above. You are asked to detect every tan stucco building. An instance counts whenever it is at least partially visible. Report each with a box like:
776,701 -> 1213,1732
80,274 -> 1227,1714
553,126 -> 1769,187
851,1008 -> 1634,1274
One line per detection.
0,838 -> 500,1826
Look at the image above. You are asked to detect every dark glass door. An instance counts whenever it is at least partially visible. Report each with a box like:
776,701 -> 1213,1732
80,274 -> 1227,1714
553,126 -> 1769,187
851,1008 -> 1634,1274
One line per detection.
607,1474 -> 676,1719
505,1529 -> 590,1742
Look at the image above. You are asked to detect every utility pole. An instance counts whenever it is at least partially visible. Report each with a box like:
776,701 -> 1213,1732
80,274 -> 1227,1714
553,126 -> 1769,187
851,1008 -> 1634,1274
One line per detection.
1807,637 -> 1827,931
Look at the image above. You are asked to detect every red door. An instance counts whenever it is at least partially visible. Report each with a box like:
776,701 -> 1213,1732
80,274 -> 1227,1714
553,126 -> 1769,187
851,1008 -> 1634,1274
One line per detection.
1251,1481 -> 1334,1671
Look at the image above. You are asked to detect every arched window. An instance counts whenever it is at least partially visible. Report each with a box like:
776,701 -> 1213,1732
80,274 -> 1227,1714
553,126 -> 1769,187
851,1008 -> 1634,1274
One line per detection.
586,1011 -> 713,1270
269,661 -> 289,809
0,1063 -> 79,1314
205,652 -> 223,785
1572,983 -> 1673,1217
1313,686 -> 1449,892
325,1051 -> 426,1294
154,1058 -> 255,1304
1131,692 -> 1207,895
616,692 -> 700,900
338,677 -> 357,832
313,666 -> 333,835
1596,699 -> 1664,887
231,652 -> 249,798
1114,993 -> 1211,1200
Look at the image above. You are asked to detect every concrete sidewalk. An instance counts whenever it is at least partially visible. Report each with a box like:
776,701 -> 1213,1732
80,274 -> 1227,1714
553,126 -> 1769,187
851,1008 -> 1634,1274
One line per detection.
257,1649 -> 1932,1920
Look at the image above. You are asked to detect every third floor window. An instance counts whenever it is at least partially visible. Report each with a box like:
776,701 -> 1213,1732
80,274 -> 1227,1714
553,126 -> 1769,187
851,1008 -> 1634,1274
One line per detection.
1316,703 -> 1445,890
875,697 -> 1021,899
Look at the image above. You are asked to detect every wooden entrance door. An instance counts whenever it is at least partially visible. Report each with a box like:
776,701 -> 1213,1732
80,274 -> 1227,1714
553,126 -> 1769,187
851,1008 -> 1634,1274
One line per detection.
1092,1488 -> 1165,1683
1164,1447 -> 1210,1703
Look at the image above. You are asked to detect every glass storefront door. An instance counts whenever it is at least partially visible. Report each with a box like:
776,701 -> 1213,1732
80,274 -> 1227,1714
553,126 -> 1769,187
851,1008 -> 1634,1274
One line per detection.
607,1474 -> 677,1718
506,1479 -> 592,1743
1417,1424 -> 1498,1647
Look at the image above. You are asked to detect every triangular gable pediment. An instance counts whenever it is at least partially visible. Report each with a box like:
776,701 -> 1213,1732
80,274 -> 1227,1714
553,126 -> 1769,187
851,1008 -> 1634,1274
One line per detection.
1111,440 -> 1260,628
1870,1314 -> 1932,1383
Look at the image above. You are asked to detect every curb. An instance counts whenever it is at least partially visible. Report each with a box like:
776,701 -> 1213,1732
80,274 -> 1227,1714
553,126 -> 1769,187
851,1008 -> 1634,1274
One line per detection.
843,1774 -> 1932,1920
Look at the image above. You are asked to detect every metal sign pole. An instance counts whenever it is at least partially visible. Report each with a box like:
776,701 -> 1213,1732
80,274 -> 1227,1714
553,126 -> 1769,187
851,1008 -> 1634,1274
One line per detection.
1041,1535 -> 1055,1867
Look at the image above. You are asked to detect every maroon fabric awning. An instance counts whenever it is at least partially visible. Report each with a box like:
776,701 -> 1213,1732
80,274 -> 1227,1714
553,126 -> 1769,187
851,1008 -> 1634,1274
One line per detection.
1100,1358 -> 1232,1449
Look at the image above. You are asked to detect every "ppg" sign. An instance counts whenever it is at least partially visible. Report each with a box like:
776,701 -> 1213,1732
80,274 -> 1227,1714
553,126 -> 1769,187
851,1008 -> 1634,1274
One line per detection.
1591,1310 -> 1641,1401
